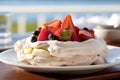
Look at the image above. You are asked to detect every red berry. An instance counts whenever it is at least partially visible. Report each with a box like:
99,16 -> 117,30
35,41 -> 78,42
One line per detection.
37,28 -> 51,41
74,26 -> 80,34
71,31 -> 81,42
61,15 -> 81,42
88,30 -> 95,37
53,28 -> 61,40
79,30 -> 94,41
44,20 -> 61,28
51,27 -> 60,33
61,15 -> 76,31
44,20 -> 61,31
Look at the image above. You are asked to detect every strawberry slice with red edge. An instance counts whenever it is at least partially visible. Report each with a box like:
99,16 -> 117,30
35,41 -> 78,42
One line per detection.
61,15 -> 81,42
61,15 -> 75,30
74,26 -> 80,34
44,20 -> 61,30
51,27 -> 61,33
53,28 -> 61,40
88,29 -> 95,37
79,30 -> 94,41
37,28 -> 51,41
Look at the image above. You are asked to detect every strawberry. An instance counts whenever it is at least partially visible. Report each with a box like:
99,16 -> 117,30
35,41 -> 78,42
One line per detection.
74,26 -> 80,34
83,27 -> 94,35
54,29 -> 72,41
61,15 -> 75,30
37,28 -> 51,41
44,20 -> 61,31
53,28 -> 61,40
71,31 -> 81,42
79,30 -> 94,41
83,27 -> 95,38
51,27 -> 60,33
61,15 -> 81,42
44,20 -> 61,27
88,30 -> 95,37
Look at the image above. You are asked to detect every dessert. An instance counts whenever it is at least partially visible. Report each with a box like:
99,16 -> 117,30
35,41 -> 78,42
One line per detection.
14,15 -> 108,66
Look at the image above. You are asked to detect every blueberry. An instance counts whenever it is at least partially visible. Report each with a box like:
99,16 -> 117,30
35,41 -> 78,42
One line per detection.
33,30 -> 40,36
31,36 -> 37,42
83,27 -> 89,31
48,34 -> 57,40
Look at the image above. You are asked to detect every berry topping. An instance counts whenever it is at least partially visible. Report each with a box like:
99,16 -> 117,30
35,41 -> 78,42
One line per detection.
44,20 -> 61,28
33,30 -> 40,36
61,15 -> 81,42
31,36 -> 37,42
53,28 -> 61,40
79,30 -> 94,41
74,26 -> 80,33
60,29 -> 72,41
88,30 -> 94,35
83,27 -> 89,31
48,33 -> 57,40
71,31 -> 81,42
31,15 -> 95,42
44,20 -> 61,31
37,28 -> 51,41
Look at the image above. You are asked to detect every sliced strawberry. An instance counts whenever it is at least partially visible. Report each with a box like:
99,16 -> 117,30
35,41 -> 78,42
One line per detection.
88,30 -> 95,37
44,20 -> 61,30
83,27 -> 95,38
37,28 -> 51,41
74,26 -> 80,34
53,28 -> 61,40
71,31 -> 81,42
51,27 -> 60,33
61,15 -> 75,30
79,30 -> 94,41
61,15 -> 81,41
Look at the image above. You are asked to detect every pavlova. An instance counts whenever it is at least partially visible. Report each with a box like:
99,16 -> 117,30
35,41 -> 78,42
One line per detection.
14,15 -> 108,66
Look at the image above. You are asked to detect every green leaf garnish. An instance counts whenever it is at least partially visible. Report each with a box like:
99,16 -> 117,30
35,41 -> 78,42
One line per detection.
60,29 -> 72,41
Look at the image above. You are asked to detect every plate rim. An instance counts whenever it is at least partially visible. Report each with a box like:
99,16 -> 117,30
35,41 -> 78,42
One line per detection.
0,45 -> 13,50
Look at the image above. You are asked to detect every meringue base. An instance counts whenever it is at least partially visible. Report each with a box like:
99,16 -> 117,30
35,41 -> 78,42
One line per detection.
19,53 -> 106,66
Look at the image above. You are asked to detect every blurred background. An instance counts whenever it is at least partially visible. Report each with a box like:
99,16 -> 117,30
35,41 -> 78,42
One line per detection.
0,0 -> 120,34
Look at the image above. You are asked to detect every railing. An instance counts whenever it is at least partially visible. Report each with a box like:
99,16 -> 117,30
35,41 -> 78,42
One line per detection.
0,5 -> 120,33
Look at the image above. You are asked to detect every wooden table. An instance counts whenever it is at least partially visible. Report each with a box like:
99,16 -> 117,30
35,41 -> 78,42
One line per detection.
0,35 -> 120,80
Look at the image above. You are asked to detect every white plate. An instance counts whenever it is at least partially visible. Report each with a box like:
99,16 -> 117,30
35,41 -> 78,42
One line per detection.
0,45 -> 120,74
0,33 -> 31,51
0,45 -> 13,51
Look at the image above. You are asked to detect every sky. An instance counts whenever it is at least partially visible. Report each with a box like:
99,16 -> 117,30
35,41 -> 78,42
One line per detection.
0,0 -> 120,6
